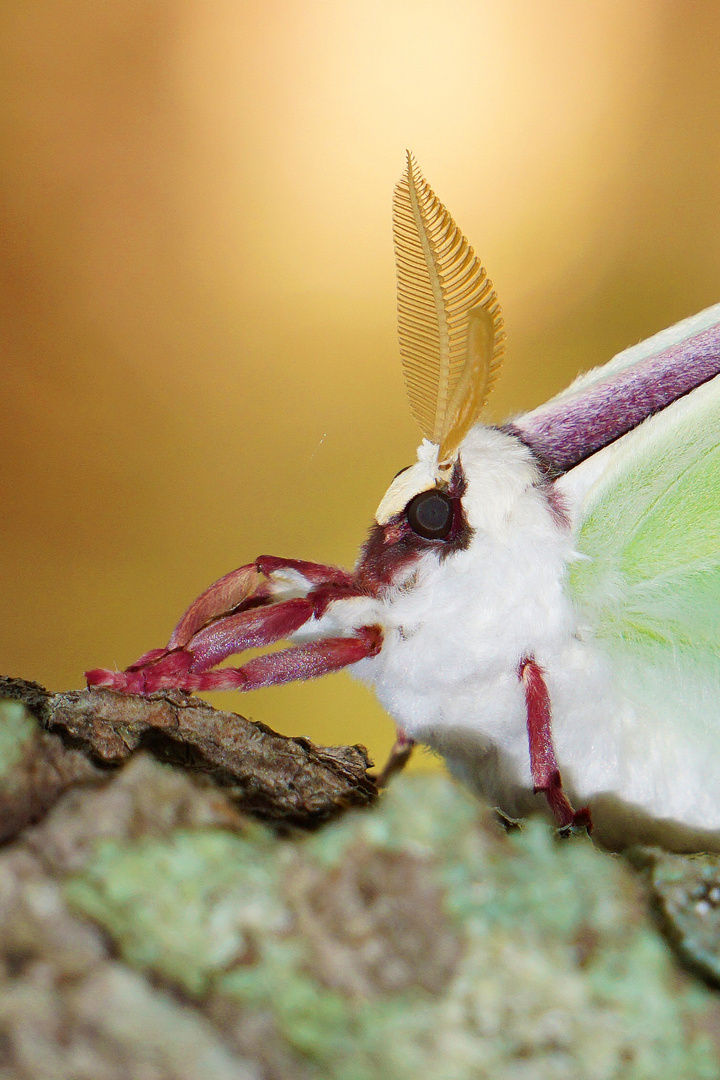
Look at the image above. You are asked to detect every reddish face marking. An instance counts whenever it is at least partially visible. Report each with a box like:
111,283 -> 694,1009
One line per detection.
356,459 -> 472,592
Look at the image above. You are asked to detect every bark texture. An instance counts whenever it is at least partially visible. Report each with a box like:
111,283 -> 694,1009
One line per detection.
0,677 -> 376,835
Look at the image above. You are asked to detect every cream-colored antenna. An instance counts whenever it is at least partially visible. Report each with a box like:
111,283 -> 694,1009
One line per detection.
393,152 -> 505,464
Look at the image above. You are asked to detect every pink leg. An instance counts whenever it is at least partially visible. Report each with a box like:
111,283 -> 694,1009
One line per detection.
182,598 -> 317,672
86,555 -> 370,694
167,563 -> 266,649
519,657 -> 591,832
168,556 -> 357,650
86,597 -> 320,692
127,626 -> 384,692
255,556 -> 356,588
371,729 -> 415,787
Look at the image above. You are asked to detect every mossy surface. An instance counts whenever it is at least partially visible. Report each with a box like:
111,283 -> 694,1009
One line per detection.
65,774 -> 720,1080
0,699 -> 37,776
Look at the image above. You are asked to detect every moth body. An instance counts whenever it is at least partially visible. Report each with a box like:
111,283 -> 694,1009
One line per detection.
350,410 -> 720,849
352,425 -> 578,807
349,425 -> 623,842
86,156 -> 720,852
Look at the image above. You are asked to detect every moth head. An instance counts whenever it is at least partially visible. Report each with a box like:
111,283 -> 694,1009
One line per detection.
359,446 -> 471,592
375,153 -> 506,526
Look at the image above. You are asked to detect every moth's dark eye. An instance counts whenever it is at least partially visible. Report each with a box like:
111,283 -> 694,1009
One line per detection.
406,489 -> 454,540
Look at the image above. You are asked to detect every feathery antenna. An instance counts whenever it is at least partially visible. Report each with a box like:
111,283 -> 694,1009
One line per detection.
393,152 -> 505,463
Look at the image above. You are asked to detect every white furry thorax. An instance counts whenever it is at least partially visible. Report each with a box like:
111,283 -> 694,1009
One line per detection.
355,426 -> 578,778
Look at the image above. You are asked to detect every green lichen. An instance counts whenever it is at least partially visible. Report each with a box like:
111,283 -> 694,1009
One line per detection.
635,847 -> 720,986
66,775 -> 720,1079
66,826 -> 285,996
0,699 -> 37,776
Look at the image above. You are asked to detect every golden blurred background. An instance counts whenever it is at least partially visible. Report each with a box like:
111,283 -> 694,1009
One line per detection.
2,1 -> 720,771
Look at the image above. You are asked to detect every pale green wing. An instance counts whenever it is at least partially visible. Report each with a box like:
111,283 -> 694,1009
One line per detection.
563,375 -> 720,650
559,375 -> 720,755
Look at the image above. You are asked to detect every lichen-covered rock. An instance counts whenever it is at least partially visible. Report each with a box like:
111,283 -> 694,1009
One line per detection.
632,846 -> 720,989
0,698 -> 101,843
0,699 -> 36,775
0,834 -> 258,1079
2,687 -> 720,1079
59,769 -> 720,1080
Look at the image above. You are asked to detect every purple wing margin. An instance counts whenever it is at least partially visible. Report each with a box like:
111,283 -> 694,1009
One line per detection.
505,310 -> 720,475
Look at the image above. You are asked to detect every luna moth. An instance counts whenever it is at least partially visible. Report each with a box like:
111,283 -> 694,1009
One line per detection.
87,153 -> 720,852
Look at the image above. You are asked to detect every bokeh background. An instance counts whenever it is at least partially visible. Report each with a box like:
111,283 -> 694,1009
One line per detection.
2,1 -> 720,771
